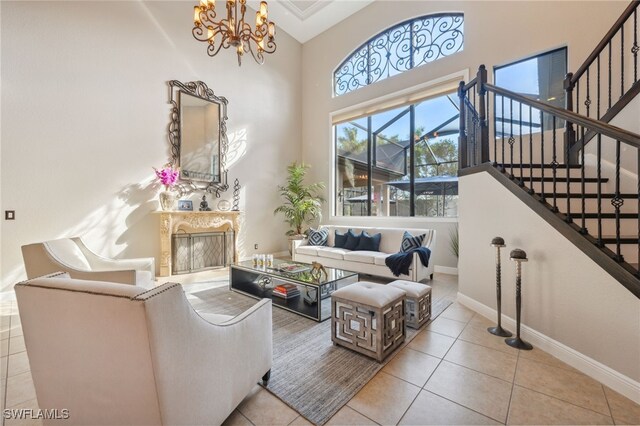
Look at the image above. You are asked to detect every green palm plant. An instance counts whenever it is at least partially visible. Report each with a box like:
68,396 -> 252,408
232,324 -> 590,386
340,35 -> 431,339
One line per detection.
274,163 -> 325,236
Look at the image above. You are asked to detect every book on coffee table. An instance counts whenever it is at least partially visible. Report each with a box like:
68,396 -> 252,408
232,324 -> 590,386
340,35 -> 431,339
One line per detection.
277,263 -> 310,274
272,283 -> 300,299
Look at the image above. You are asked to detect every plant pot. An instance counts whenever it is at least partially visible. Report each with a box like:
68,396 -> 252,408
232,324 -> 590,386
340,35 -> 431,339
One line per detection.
159,190 -> 177,211
288,234 -> 306,255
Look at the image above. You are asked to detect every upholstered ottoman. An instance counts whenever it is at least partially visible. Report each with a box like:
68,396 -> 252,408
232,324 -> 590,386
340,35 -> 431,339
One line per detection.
331,282 -> 406,362
389,280 -> 432,329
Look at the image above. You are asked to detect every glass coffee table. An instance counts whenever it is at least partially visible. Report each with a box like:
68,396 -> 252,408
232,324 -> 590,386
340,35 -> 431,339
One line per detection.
230,259 -> 358,322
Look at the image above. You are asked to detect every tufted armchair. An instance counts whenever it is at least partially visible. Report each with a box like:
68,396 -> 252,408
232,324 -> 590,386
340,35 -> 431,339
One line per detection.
14,272 -> 273,426
21,237 -> 156,288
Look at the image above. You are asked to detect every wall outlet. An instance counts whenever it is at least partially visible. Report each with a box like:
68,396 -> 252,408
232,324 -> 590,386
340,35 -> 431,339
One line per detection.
254,244 -> 258,250
5,211 -> 15,220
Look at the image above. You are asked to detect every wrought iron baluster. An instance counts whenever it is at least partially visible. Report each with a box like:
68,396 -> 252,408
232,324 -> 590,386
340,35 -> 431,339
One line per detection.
565,124 -> 572,223
597,134 -> 603,247
576,80 -> 580,116
551,117 -> 558,212
608,41 -> 612,109
634,8 -> 638,83
612,139 -> 624,262
501,95 -> 505,171
519,102 -> 523,186
493,92 -> 497,165
637,146 -> 639,277
509,98 -> 514,178
472,85 -> 476,111
528,107 -> 534,194
580,125 -> 587,234
540,111 -> 545,203
585,68 -> 591,118
621,26 -> 625,98
597,55 -> 601,120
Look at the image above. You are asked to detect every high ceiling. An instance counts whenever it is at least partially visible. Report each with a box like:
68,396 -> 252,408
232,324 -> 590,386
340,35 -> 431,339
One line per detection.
247,0 -> 375,43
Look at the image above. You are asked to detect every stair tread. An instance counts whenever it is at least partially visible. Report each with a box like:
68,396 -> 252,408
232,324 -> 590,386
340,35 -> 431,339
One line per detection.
552,193 -> 637,199
500,163 -> 582,169
601,236 -> 638,244
568,213 -> 638,218
514,176 -> 609,182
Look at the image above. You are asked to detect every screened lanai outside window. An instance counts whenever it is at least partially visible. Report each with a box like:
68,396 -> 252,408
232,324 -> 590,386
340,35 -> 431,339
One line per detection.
335,92 -> 460,217
334,14 -> 464,96
494,47 -> 567,137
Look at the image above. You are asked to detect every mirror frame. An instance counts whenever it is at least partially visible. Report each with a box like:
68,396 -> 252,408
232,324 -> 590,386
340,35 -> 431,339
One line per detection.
168,80 -> 229,197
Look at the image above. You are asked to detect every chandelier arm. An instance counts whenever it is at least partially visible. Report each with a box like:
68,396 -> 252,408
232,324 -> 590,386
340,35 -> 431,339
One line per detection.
245,41 -> 265,65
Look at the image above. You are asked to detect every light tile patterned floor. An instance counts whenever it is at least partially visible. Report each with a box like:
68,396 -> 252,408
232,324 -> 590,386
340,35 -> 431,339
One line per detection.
1,272 -> 638,426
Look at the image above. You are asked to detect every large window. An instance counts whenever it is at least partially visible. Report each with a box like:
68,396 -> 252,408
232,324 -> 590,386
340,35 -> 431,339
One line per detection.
335,92 -> 459,217
334,14 -> 464,97
494,47 -> 567,136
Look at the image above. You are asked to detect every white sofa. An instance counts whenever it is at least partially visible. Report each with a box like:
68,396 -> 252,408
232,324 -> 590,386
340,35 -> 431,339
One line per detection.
15,272 -> 272,426
292,226 -> 436,282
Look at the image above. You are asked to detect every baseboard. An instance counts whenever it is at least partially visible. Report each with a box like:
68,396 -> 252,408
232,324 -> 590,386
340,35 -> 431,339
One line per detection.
435,265 -> 458,275
457,292 -> 640,405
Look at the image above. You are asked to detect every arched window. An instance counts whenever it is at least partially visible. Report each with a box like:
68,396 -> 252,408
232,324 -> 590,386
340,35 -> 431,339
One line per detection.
334,13 -> 464,96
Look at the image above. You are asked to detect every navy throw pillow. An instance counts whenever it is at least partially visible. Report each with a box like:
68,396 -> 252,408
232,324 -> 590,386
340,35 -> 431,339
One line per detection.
334,230 -> 348,248
400,231 -> 426,253
308,228 -> 328,246
356,231 -> 382,251
343,229 -> 362,250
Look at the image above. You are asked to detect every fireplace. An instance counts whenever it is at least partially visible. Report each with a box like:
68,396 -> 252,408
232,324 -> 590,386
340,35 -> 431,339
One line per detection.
156,211 -> 241,276
172,230 -> 235,274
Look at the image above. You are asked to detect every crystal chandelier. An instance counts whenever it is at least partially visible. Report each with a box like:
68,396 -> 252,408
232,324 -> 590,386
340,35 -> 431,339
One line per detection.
193,0 -> 277,66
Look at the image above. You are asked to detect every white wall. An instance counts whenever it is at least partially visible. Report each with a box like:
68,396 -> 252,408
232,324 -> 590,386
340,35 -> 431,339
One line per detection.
300,1 -> 626,270
458,171 -> 640,398
0,1 -> 302,290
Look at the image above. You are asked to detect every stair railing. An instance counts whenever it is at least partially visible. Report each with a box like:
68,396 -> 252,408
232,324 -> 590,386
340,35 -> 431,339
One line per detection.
459,65 -> 640,282
564,0 -> 639,159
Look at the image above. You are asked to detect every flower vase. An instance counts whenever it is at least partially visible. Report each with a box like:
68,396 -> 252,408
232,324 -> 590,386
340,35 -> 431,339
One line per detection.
159,190 -> 177,211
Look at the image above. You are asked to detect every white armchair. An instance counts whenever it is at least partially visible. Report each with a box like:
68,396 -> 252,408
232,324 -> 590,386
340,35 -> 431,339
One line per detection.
14,272 -> 273,426
21,237 -> 155,288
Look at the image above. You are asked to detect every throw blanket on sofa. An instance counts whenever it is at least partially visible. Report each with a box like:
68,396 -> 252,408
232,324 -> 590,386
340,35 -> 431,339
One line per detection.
385,247 -> 432,277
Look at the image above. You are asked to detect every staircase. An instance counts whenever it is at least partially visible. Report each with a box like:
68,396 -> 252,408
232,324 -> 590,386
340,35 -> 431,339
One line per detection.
458,0 -> 640,298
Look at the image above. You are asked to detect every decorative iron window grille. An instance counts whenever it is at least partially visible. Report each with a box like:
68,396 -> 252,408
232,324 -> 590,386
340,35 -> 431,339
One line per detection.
334,13 -> 464,96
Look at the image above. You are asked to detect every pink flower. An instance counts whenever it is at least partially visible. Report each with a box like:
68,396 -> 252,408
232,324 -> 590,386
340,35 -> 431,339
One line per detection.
154,164 -> 179,190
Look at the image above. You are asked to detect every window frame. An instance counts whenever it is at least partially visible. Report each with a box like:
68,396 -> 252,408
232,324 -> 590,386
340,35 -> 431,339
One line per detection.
333,13 -> 465,97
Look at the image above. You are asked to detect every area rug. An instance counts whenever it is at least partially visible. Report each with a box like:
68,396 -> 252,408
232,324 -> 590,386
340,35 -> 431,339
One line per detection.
190,286 -> 452,425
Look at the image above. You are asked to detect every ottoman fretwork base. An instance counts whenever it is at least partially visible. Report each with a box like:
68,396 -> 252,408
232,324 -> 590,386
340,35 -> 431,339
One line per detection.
331,282 -> 406,362
389,280 -> 432,329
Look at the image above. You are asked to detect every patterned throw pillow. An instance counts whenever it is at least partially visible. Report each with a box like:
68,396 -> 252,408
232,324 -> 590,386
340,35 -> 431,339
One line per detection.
400,231 -> 426,253
343,229 -> 362,250
356,231 -> 382,251
308,228 -> 328,246
334,230 -> 348,248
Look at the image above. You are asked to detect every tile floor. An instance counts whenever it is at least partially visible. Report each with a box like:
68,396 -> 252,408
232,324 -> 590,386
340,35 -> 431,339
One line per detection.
1,272 -> 638,426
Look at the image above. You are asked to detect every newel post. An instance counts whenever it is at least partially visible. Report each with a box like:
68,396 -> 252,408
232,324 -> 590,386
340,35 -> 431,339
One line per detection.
458,81 -> 468,169
563,72 -> 578,164
477,65 -> 490,164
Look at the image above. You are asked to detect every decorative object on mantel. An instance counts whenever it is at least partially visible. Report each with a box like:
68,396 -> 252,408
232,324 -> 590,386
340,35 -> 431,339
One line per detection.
232,178 -> 240,211
505,248 -> 533,350
199,195 -> 212,211
488,237 -> 512,337
274,162 -> 325,251
154,164 -> 180,211
217,199 -> 231,211
168,80 -> 229,198
192,0 -> 277,66
178,200 -> 194,211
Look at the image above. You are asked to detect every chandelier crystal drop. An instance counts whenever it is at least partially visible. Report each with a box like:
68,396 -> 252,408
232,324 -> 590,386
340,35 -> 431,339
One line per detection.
193,0 -> 277,66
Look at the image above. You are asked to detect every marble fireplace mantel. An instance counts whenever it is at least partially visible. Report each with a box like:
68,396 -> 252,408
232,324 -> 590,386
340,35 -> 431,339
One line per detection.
155,211 -> 241,277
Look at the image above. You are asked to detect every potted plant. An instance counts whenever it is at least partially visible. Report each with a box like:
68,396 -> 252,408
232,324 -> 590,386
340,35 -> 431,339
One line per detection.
154,163 -> 180,211
274,163 -> 325,248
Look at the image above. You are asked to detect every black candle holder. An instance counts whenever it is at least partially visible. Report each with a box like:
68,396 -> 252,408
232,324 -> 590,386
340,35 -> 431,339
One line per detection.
505,248 -> 533,350
488,237 -> 512,337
